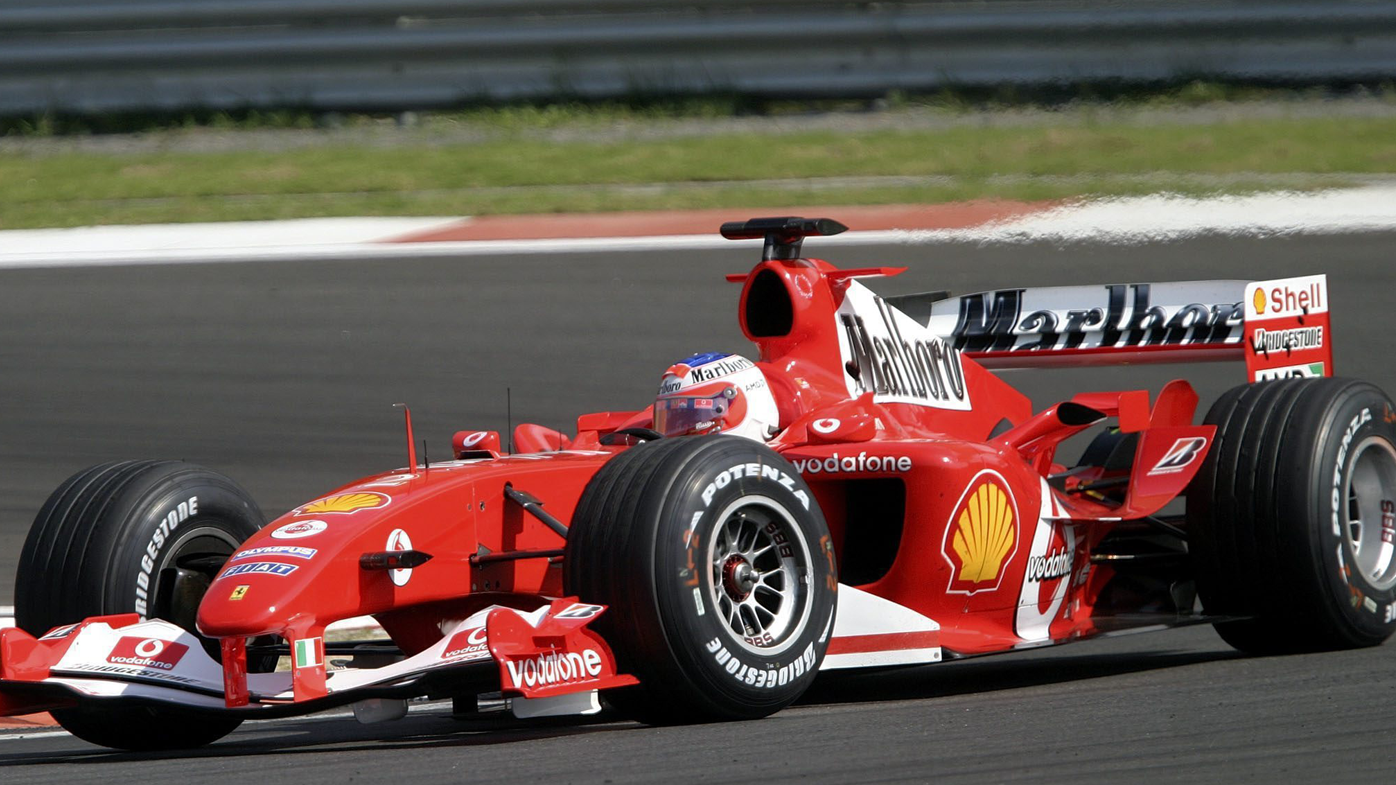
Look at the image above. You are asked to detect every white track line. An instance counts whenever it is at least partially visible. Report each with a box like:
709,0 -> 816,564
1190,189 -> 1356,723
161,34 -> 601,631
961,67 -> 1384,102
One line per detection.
0,729 -> 71,741
3,186 -> 1396,270
0,231 -> 783,269
925,185 -> 1396,245
0,217 -> 457,255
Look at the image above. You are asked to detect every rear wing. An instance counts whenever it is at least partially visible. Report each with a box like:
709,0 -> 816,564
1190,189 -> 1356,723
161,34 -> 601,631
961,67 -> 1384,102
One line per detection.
897,275 -> 1332,382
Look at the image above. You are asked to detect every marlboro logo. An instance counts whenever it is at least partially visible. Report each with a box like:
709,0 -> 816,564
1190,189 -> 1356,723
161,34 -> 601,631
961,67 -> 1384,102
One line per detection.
837,283 -> 971,410
948,284 -> 1245,353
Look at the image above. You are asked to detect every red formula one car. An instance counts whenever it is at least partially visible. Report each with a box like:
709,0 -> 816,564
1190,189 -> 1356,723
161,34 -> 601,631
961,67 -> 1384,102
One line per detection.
4,217 -> 1394,750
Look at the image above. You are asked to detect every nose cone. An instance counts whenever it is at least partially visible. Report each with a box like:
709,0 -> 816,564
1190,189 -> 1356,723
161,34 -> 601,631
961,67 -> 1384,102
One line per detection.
197,574 -> 292,637
197,538 -> 330,637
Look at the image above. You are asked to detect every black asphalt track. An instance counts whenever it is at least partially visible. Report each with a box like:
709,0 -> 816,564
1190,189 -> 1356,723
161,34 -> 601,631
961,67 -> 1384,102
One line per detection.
2,232 -> 1394,780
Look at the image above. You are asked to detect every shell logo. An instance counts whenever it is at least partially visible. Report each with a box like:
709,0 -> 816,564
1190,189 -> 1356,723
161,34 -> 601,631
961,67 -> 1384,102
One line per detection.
295,491 -> 390,515
943,472 -> 1018,595
1253,287 -> 1267,315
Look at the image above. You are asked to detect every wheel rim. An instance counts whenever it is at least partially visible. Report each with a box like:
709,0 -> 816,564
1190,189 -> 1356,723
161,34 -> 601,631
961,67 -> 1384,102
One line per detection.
705,495 -> 814,656
1343,437 -> 1396,591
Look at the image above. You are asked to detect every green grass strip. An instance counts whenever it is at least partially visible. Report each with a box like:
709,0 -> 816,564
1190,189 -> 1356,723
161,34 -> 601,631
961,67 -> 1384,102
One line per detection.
3,117 -> 1394,229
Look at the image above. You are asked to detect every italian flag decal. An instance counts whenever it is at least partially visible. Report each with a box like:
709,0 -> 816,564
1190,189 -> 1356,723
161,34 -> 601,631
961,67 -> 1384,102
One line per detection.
294,637 -> 322,669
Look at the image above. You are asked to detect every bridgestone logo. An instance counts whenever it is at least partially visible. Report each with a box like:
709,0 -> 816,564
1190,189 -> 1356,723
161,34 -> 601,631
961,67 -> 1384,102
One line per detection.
706,638 -> 817,688
1253,326 -> 1324,354
504,649 -> 604,689
1026,549 -> 1072,582
134,496 -> 198,617
68,663 -> 198,684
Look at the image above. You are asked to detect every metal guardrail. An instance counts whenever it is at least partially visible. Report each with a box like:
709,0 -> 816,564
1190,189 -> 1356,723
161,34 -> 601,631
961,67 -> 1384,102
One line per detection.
1,1 -> 1394,117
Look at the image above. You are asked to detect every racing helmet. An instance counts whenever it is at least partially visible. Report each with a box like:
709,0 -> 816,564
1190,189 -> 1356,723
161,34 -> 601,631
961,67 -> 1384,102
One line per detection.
653,352 -> 779,442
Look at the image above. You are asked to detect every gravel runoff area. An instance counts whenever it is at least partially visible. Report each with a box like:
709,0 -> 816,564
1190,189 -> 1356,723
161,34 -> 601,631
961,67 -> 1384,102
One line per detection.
6,96 -> 1396,158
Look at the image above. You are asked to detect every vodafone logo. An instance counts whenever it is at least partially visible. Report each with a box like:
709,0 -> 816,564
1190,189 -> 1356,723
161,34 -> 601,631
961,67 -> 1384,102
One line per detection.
387,528 -> 413,586
503,649 -> 604,690
1015,519 -> 1078,642
271,519 -> 328,540
441,626 -> 489,661
791,452 -> 912,474
460,431 -> 489,448
811,418 -> 840,434
107,636 -> 190,671
1025,548 -> 1072,582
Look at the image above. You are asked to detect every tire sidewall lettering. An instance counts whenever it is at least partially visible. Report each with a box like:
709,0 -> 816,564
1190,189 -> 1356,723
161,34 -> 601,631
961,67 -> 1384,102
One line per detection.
666,451 -> 835,694
116,482 -> 262,620
1321,396 -> 1396,633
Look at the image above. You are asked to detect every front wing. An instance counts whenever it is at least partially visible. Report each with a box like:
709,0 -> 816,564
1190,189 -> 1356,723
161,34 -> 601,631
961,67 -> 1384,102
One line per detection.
0,598 -> 636,721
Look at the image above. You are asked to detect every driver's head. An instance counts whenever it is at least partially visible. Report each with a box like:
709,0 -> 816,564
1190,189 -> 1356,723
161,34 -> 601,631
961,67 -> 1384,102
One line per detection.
654,353 -> 779,442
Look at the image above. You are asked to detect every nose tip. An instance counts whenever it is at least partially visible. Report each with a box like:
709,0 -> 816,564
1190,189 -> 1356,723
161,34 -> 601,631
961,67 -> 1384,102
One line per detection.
196,591 -> 279,638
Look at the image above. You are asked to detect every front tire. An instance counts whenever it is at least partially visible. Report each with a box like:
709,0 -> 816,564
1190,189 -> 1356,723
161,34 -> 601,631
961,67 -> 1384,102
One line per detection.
1188,378 -> 1396,653
15,460 -> 264,750
565,436 -> 837,723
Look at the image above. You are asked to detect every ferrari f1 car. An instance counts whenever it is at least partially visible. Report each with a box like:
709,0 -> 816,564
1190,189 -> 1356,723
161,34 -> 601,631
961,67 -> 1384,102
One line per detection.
4,217 -> 1393,750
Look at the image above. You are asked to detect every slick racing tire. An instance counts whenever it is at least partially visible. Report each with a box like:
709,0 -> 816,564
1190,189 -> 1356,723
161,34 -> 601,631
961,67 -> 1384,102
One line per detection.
1187,378 -> 1396,654
15,461 -> 265,750
564,436 -> 837,723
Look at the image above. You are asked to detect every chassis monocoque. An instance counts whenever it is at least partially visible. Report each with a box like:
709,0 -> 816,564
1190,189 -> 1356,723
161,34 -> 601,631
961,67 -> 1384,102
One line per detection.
3,217 -> 1394,750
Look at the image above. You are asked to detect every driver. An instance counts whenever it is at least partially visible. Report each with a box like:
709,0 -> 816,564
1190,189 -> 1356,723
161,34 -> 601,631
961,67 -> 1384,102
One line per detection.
653,352 -> 780,442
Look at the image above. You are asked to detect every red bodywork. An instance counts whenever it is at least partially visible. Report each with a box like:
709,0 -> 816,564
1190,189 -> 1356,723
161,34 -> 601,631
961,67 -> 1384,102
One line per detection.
0,235 -> 1330,718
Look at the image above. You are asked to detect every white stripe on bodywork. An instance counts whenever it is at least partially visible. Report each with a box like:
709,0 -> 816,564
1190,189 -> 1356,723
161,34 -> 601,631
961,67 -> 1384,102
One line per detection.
819,585 -> 942,670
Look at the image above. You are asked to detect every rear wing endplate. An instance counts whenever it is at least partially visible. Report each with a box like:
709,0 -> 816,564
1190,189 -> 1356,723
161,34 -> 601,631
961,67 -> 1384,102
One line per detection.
901,274 -> 1332,382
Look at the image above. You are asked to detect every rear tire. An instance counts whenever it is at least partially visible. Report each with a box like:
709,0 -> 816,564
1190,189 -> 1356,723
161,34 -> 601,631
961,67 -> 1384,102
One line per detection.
1188,379 -> 1396,654
15,460 -> 265,750
564,436 -> 837,723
